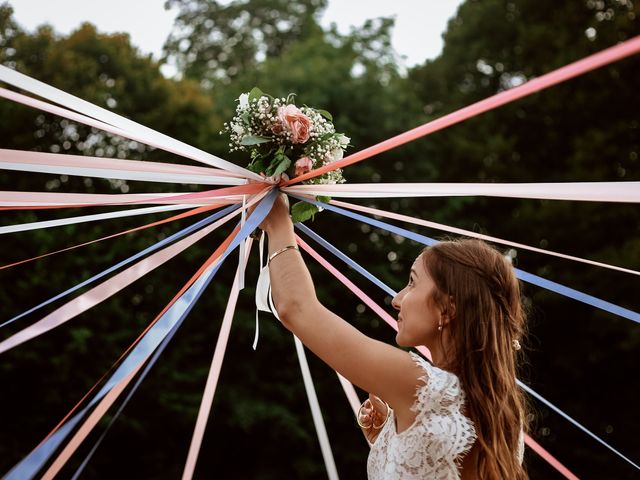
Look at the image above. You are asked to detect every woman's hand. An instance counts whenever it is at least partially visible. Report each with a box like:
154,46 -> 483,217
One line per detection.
358,394 -> 392,444
259,192 -> 291,233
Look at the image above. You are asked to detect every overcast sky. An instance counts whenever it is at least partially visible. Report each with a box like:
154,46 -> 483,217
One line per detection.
7,0 -> 464,75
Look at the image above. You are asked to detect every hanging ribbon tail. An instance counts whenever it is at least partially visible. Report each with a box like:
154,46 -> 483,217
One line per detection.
252,233 -> 266,350
294,335 -> 340,480
255,264 -> 281,322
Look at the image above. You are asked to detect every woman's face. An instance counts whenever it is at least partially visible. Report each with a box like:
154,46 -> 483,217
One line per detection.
392,253 -> 442,347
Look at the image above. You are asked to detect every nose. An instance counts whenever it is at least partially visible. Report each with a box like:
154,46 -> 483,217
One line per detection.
391,290 -> 403,311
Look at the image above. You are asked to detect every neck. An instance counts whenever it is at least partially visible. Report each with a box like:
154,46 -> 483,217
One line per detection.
425,333 -> 453,371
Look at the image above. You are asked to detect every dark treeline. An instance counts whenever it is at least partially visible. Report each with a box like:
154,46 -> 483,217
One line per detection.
1,0 -> 639,478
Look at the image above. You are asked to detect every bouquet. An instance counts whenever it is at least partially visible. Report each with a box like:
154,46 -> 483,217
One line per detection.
222,87 -> 348,223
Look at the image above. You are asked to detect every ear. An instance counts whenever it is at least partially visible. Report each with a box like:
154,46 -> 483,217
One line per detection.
440,296 -> 456,325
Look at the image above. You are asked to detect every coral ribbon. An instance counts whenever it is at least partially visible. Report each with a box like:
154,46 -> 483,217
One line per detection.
0,204 -> 222,271
285,35 -> 640,185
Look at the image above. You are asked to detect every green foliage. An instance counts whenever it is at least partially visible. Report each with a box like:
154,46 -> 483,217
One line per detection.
1,0 -> 639,478
163,0 -> 328,85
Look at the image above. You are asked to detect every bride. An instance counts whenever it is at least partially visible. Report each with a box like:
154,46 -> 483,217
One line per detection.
258,194 -> 527,479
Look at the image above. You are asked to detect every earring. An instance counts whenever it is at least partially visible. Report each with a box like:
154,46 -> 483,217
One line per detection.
438,321 -> 442,332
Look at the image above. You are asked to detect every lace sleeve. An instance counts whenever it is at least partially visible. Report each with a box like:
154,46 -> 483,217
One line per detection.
367,354 -> 478,479
409,352 -> 477,461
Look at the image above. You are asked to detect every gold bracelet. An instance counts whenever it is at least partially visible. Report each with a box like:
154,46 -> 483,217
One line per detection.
268,245 -> 299,266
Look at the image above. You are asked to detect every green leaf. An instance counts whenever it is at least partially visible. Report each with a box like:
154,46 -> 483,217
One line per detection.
316,195 -> 331,204
248,87 -> 264,102
272,156 -> 291,177
291,202 -> 319,223
315,109 -> 333,121
240,135 -> 272,146
266,155 -> 291,177
248,157 -> 267,174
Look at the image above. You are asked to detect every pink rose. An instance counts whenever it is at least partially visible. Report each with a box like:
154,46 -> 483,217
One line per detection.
277,104 -> 311,143
294,156 -> 313,177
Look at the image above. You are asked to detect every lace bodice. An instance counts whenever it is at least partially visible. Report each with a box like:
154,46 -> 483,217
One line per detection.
367,353 -> 477,479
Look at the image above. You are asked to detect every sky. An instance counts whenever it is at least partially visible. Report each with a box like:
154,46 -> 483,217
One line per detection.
7,0 -> 464,76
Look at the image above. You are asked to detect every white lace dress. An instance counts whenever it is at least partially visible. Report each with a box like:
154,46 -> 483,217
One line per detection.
367,353 -> 477,479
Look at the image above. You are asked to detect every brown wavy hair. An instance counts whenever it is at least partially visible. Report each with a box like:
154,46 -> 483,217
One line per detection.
422,239 -> 530,479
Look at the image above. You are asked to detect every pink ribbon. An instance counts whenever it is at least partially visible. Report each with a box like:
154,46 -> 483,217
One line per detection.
0,148 -> 244,181
0,182 -> 267,208
295,234 -> 431,361
284,181 -> 640,203
298,234 -> 580,478
182,239 -> 253,480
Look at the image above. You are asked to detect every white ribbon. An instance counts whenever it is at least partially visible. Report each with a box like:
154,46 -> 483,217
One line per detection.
252,233 -> 266,350
285,181 -> 640,202
0,66 -> 260,178
0,161 -> 244,186
0,204 -> 193,235
294,335 -> 340,480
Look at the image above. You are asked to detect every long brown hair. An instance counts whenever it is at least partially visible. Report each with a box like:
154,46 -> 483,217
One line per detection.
422,239 -> 529,479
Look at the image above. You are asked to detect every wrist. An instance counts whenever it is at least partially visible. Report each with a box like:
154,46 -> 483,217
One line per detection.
264,215 -> 293,236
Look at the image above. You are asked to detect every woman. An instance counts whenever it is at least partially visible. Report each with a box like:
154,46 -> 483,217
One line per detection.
259,194 -> 528,479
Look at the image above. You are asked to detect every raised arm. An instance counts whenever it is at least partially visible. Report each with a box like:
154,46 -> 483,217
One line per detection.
262,194 -> 421,413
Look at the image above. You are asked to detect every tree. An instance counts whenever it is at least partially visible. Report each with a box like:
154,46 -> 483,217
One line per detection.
163,0 -> 328,86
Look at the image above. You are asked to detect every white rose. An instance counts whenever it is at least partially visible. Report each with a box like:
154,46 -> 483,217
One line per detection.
337,134 -> 350,148
325,147 -> 344,163
238,93 -> 249,108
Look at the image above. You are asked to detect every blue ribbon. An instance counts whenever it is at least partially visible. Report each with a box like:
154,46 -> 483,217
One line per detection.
70,294 -> 195,480
290,195 -> 640,324
295,223 -> 397,297
296,223 -> 640,471
4,189 -> 277,480
1,204 -> 240,330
